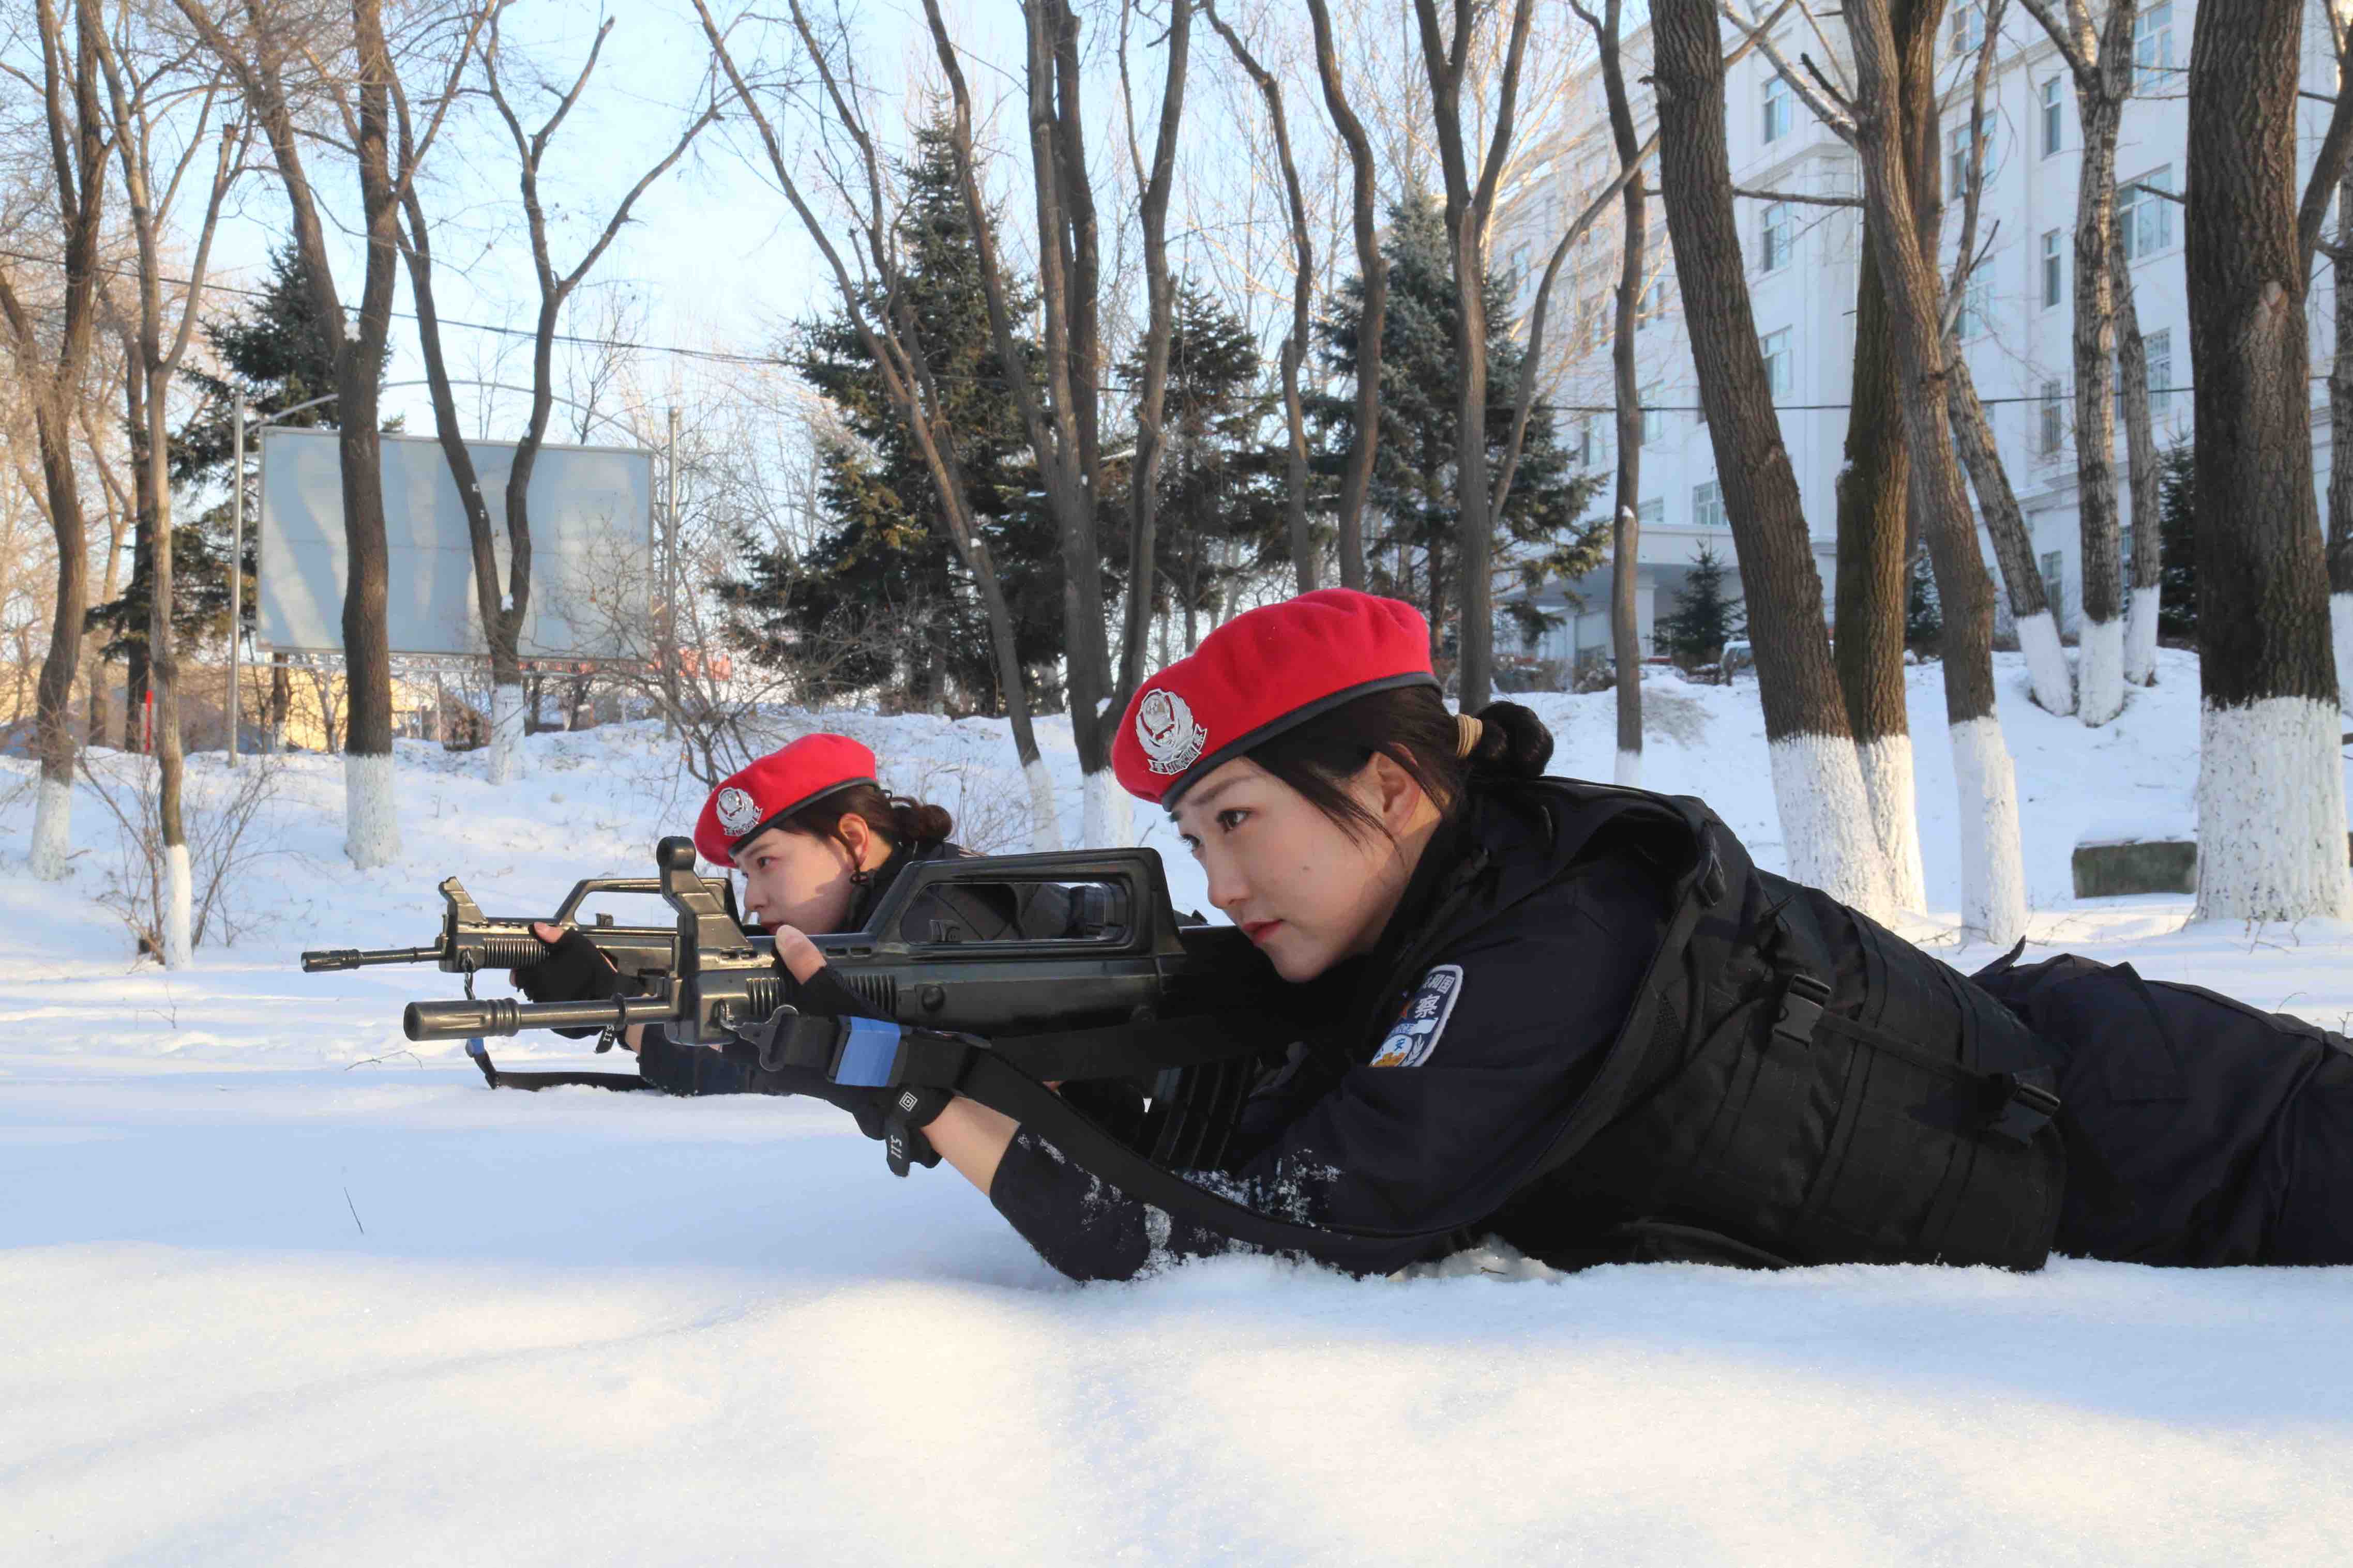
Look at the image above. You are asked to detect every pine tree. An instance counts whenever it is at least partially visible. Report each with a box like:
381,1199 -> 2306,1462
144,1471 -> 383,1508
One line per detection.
2155,439 -> 2197,641
1118,279 -> 1283,650
1656,543 -> 1747,669
725,117 -> 1073,712
1316,192 -> 1605,666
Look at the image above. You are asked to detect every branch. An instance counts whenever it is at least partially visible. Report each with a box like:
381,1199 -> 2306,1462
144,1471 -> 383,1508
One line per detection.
2121,178 -> 2184,205
2013,0 -> 2089,79
2301,28 -> 2353,277
1732,184 -> 1858,206
1717,0 -> 1853,141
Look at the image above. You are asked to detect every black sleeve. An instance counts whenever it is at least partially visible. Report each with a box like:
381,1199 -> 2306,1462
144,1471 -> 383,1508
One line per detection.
986,855 -> 1671,1281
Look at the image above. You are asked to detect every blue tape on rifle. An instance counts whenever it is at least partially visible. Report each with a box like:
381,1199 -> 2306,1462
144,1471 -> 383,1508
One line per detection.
832,1016 -> 903,1088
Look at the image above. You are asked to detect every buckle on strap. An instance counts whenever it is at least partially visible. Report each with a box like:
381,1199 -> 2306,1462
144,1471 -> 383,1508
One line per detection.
1771,973 -> 1831,1049
1986,1068 -> 2062,1143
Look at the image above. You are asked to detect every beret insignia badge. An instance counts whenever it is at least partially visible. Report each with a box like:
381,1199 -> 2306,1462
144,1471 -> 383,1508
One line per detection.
715,785 -> 763,838
1136,688 -> 1208,776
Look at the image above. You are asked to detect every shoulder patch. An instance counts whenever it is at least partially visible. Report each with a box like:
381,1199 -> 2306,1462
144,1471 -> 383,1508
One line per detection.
1368,964 -> 1464,1068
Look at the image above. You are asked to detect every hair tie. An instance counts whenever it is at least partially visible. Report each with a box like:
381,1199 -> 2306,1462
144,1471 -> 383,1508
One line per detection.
1455,713 -> 1485,758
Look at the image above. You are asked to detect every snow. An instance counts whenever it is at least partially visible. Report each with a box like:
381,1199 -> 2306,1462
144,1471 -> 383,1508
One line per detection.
5,648 -> 2352,1564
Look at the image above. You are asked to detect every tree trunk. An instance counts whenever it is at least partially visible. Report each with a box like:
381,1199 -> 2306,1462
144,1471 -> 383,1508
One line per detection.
2071,86 -> 2128,725
1304,0 -> 1379,590
2328,159 -> 2353,707
1118,0 -> 1189,707
1836,240 -> 1929,908
1945,347 -> 2072,711
2185,0 -> 2352,922
1595,1 -> 1644,787
142,373 -> 189,966
1610,186 -> 1646,786
1846,0 -> 2027,941
2112,225 -> 2162,686
1652,0 -> 1894,915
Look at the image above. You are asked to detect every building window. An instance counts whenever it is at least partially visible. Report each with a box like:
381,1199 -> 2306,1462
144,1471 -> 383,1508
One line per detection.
2146,328 -> 2172,418
1638,497 -> 1664,529
1763,72 -> 1792,144
1577,412 -> 1613,468
2039,379 -> 2065,456
1641,380 -> 1664,445
1761,200 -> 1793,272
1693,480 -> 1724,529
2042,549 -> 2065,611
2134,1 -> 2174,94
2119,168 -> 2173,261
1950,2 -> 1983,59
2041,77 -> 2063,157
1761,328 -> 1792,397
1948,121 -> 1992,197
1636,272 -> 1668,329
1957,275 -> 1993,341
2042,230 -> 2064,309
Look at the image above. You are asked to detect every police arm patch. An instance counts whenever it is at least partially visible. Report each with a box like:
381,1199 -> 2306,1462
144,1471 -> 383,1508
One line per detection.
1368,964 -> 1465,1068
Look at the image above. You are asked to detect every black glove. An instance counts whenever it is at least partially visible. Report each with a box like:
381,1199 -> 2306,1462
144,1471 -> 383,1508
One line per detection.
512,928 -> 636,1040
750,1061 -> 952,1175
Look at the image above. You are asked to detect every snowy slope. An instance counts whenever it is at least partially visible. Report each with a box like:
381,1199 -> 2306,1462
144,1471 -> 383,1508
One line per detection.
4,651 -> 2351,1565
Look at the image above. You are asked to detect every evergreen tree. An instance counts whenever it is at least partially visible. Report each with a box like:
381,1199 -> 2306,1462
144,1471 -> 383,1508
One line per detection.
2155,438 -> 2197,641
1656,543 -> 1746,668
1905,543 -> 1943,652
1315,192 -> 1605,663
725,116 -> 1072,711
1118,279 -> 1282,650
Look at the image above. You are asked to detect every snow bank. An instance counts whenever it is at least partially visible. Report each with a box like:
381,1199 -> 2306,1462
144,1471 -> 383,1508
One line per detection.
3,652 -> 2350,1564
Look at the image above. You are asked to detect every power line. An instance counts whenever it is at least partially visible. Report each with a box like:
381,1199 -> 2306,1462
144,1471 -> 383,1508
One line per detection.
0,240 -> 2313,413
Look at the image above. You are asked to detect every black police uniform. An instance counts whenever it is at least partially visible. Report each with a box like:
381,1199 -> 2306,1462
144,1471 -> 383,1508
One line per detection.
986,779 -> 2353,1282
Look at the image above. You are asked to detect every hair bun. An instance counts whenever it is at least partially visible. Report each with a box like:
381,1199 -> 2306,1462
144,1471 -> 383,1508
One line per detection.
892,798 -> 956,846
1466,701 -> 1553,781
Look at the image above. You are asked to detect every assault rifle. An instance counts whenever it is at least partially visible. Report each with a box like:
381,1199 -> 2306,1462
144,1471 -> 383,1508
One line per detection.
321,836 -> 1306,1168
301,866 -> 767,986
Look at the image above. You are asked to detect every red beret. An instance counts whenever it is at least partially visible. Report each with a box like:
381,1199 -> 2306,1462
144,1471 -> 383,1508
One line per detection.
1112,588 -> 1438,807
693,733 -> 878,864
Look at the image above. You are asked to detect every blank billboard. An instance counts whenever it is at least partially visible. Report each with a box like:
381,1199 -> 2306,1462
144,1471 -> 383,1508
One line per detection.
257,425 -> 655,660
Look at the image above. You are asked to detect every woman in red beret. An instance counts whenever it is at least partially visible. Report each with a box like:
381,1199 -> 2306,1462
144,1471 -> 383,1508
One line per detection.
515,733 -> 981,1093
798,588 -> 2352,1282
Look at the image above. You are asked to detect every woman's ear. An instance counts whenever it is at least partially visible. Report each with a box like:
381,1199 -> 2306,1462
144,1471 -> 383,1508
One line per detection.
1365,751 -> 1429,836
835,811 -> 872,866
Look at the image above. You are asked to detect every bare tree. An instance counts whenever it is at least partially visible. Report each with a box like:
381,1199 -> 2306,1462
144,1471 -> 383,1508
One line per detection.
2330,156 -> 2353,707
1934,0 -> 2072,716
175,0 -> 488,867
395,13 -> 715,788
1410,0 -> 1536,711
690,0 -> 1063,847
2183,0 -> 2351,922
1570,0 -> 1646,787
1651,0 -> 1896,917
89,3 -> 248,965
1302,0 -> 1379,589
0,0 -> 109,881
1115,0 -> 1193,705
2015,0 -> 2139,727
1202,0 -> 1317,592
2110,217 -> 2161,686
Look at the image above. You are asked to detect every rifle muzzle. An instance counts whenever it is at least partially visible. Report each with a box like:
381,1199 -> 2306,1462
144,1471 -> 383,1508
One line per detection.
304,945 -> 442,972
404,993 -> 674,1041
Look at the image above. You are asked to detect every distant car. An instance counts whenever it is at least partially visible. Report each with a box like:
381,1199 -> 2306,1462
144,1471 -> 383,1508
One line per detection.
1721,639 -> 1755,678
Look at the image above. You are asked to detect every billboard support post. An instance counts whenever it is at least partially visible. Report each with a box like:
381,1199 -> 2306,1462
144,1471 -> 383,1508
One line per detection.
228,393 -> 245,766
665,407 -> 679,740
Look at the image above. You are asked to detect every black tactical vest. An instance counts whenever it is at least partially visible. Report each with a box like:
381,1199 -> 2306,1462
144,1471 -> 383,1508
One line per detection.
1516,778 -> 2069,1270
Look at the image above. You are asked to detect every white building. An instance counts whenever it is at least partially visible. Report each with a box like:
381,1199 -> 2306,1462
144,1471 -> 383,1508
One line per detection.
1499,0 -> 2346,667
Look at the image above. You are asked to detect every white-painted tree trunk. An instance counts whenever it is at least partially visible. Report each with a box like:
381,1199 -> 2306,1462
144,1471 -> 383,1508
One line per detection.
2194,697 -> 2353,923
1080,769 -> 1132,847
1023,757 -> 1064,852
344,754 -> 402,869
2332,593 -> 2353,712
487,683 -> 525,785
27,777 -> 71,881
1950,716 -> 2029,945
2078,615 -> 2125,726
1767,732 -> 1897,919
162,842 -> 192,968
2124,590 -> 2162,686
2016,608 -> 2074,716
1613,749 -> 1641,788
1857,733 -> 1928,912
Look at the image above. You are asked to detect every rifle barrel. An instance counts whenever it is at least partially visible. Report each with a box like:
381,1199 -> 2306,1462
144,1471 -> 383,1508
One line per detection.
404,993 -> 677,1042
304,945 -> 441,972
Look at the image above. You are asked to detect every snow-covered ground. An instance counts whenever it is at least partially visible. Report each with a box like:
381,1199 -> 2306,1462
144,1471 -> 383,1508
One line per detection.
5,649 -> 2350,1564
